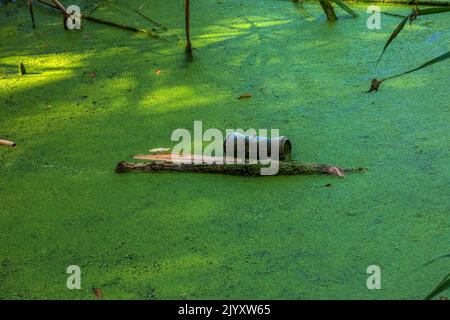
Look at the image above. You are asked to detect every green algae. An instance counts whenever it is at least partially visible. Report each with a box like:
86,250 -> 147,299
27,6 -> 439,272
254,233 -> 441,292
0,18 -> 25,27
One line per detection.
0,0 -> 449,299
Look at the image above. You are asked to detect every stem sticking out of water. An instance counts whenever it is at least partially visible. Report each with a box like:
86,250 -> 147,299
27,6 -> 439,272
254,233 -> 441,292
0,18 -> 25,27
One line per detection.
369,51 -> 450,92
319,0 -> 337,21
51,0 -> 69,30
185,0 -> 193,60
28,0 -> 36,28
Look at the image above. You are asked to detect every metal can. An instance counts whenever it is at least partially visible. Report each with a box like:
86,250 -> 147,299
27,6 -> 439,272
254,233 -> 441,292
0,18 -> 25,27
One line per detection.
223,132 -> 292,161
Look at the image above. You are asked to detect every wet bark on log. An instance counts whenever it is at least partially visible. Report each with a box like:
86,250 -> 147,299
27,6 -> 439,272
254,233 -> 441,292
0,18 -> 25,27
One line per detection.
116,160 -> 367,177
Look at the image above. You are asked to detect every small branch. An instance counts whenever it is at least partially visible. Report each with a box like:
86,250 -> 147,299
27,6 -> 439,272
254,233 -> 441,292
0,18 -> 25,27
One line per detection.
81,15 -> 162,38
333,0 -> 357,18
135,9 -> 167,30
116,160 -> 367,177
51,0 -> 66,12
185,0 -> 193,60
28,0 -> 36,28
0,140 -> 17,147
36,0 -> 61,12
36,0 -> 165,40
52,0 -> 69,30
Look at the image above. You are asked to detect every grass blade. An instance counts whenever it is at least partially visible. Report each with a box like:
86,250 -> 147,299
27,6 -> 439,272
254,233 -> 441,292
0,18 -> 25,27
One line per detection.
377,6 -> 450,64
418,7 -> 450,16
386,51 -> 450,80
377,15 -> 409,64
333,0 -> 357,17
28,0 -> 36,28
369,51 -> 450,92
423,254 -> 450,267
424,273 -> 450,300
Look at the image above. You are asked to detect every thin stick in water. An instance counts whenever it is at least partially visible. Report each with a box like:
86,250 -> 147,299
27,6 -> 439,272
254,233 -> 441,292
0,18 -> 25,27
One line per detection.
185,0 -> 193,60
319,0 -> 337,21
135,9 -> 167,30
28,0 -> 36,28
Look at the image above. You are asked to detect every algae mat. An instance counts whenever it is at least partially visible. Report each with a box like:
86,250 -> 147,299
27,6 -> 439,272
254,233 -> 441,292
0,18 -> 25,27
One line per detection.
0,0 -> 449,299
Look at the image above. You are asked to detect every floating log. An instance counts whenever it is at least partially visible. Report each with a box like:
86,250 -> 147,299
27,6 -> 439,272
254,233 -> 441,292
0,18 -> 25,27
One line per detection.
116,159 -> 367,177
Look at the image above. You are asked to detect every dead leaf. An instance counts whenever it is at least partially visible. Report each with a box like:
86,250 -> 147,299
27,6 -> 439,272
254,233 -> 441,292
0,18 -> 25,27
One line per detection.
92,287 -> 103,300
238,93 -> 252,99
154,69 -> 161,75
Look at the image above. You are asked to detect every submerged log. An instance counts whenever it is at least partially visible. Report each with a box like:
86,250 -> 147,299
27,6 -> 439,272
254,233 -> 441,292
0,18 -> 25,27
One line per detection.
116,160 -> 367,177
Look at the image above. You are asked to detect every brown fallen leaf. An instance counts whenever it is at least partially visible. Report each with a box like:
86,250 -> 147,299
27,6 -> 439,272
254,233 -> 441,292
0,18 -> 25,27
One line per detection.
92,287 -> 103,300
238,93 -> 252,99
154,69 -> 161,75
326,167 -> 345,177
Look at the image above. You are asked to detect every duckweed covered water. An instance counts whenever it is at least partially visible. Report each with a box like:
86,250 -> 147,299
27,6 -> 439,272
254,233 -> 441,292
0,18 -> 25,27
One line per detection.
0,0 -> 449,299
